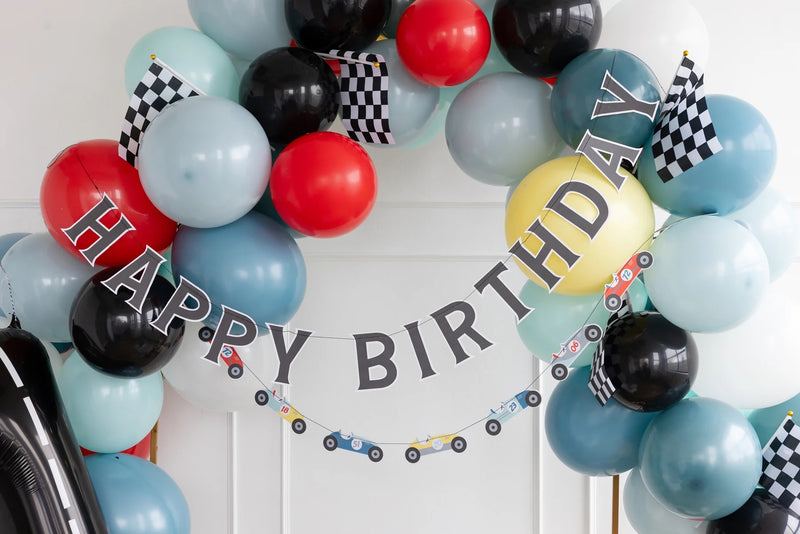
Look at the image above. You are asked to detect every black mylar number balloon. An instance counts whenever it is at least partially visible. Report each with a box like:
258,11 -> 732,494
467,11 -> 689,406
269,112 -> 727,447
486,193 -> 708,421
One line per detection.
600,311 -> 698,412
285,0 -> 392,52
70,269 -> 184,378
707,488 -> 798,534
492,0 -> 603,79
240,47 -> 340,148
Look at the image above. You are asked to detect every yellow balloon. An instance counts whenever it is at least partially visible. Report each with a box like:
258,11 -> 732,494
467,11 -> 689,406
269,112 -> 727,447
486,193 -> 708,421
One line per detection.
505,155 -> 655,295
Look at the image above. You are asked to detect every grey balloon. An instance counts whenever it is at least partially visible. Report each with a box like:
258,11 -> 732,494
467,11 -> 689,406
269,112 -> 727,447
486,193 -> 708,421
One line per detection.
383,0 -> 414,38
0,233 -> 100,342
445,72 -> 563,186
357,39 -> 439,146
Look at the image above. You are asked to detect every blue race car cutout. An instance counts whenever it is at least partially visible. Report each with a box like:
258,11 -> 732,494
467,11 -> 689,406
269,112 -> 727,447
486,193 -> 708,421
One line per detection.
323,431 -> 383,462
485,389 -> 542,436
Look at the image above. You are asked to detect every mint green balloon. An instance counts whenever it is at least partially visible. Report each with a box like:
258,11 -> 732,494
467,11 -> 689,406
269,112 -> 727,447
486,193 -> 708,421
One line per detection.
124,26 -> 239,101
517,278 -> 648,366
58,353 -> 163,453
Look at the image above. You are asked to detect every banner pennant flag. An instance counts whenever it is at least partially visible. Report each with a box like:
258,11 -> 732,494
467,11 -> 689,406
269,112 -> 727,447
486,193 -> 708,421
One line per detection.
119,57 -> 204,167
329,50 -> 394,145
761,413 -> 800,517
651,55 -> 723,183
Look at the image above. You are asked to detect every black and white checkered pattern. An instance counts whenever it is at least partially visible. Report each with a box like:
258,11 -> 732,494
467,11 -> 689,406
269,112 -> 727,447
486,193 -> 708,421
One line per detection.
588,297 -> 631,406
651,56 -> 723,183
119,58 -> 203,166
330,50 -> 394,145
787,513 -> 800,534
762,416 -> 800,516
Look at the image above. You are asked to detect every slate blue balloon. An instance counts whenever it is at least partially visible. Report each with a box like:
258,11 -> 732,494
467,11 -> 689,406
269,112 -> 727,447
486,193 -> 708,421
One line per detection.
551,48 -> 661,149
138,96 -> 271,229
624,468 -> 706,534
170,211 -> 306,327
383,0 -> 414,38
544,366 -> 657,476
446,72 -> 563,186
361,39 -> 439,146
58,354 -> 164,453
124,27 -> 239,100
0,233 -> 99,342
748,391 -> 800,448
639,397 -> 762,519
639,94 -> 777,217
86,453 -> 190,534
724,186 -> 799,281
643,215 -> 769,332
188,0 -> 292,61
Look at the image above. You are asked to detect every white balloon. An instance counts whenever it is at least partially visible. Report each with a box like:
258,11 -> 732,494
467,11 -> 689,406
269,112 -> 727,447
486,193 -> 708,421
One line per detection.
597,0 -> 710,90
162,322 -> 279,412
692,282 -> 800,409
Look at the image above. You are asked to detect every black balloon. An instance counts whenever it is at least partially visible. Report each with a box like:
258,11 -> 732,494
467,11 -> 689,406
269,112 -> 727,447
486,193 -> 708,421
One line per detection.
285,0 -> 392,52
240,47 -> 340,148
600,311 -> 697,412
707,488 -> 797,534
70,270 -> 184,378
492,0 -> 602,78
0,326 -> 107,532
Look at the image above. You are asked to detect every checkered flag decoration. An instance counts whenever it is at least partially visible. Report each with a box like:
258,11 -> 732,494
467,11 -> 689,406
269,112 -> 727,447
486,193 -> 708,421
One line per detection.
119,57 -> 204,166
329,50 -> 394,145
651,55 -> 723,183
588,296 -> 631,406
761,413 -> 800,517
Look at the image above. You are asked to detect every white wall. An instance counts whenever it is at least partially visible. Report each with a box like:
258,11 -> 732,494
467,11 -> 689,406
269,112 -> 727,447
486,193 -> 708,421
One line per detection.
0,1 -> 798,533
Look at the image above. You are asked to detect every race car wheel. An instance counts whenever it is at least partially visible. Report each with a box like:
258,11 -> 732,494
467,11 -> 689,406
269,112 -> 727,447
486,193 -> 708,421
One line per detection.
323,435 -> 338,451
405,447 -> 420,463
292,419 -> 307,434
584,325 -> 602,343
485,419 -> 502,436
451,436 -> 467,453
605,294 -> 621,312
368,446 -> 383,463
227,364 -> 243,379
552,363 -> 568,381
525,390 -> 542,407
636,251 -> 654,269
198,326 -> 214,342
254,390 -> 269,406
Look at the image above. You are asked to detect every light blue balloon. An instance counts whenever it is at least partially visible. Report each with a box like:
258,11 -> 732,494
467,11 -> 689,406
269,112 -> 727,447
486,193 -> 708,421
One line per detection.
551,48 -> 661,149
516,278 -> 648,367
643,215 -> 769,332
188,0 -> 291,61
0,232 -> 29,320
86,454 -> 190,534
545,366 -> 657,476
638,397 -> 762,519
0,233 -> 99,342
624,469 -> 706,534
138,96 -> 271,228
58,353 -> 163,453
171,211 -> 306,327
724,186 -> 799,281
748,391 -> 800,448
446,72 -> 563,186
362,39 -> 439,146
401,96 -> 449,149
124,26 -> 239,100
639,94 -> 777,217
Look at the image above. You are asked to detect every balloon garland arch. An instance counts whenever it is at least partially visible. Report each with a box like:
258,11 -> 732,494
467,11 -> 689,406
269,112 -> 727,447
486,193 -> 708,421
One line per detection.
0,0 -> 798,532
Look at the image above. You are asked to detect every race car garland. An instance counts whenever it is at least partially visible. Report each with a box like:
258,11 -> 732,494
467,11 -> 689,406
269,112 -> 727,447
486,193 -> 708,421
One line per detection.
11,54 -> 712,464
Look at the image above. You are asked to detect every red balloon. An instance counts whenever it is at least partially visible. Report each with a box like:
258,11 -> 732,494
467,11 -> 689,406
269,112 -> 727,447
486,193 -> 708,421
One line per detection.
270,132 -> 377,238
40,140 -> 177,267
396,0 -> 491,87
81,431 -> 151,460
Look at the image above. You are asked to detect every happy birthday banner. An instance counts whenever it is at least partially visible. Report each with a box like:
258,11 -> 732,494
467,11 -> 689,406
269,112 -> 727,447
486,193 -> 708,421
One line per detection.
50,54 -> 718,461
